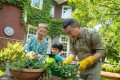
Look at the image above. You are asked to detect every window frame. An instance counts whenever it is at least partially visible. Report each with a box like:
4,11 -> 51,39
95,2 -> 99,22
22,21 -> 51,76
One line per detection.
50,6 -> 55,17
61,5 -> 72,19
31,0 -> 43,10
59,35 -> 70,58
26,25 -> 36,41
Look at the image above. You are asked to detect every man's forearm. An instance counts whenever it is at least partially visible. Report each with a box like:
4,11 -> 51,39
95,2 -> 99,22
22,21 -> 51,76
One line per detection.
63,52 -> 76,64
69,53 -> 76,59
78,52 -> 104,71
92,52 -> 105,62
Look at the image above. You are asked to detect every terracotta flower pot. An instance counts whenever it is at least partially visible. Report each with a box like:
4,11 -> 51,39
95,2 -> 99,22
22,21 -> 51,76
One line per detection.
9,67 -> 44,80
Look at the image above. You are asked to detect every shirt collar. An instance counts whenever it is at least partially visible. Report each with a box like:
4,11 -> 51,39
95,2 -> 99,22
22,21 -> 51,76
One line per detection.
77,27 -> 84,39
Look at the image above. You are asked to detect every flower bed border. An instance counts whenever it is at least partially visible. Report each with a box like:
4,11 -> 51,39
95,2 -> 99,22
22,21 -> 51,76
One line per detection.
101,71 -> 120,80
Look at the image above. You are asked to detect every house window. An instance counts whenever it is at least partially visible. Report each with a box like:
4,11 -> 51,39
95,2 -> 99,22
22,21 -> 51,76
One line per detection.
59,35 -> 70,58
50,6 -> 54,17
26,25 -> 37,40
61,6 -> 72,19
31,0 -> 43,9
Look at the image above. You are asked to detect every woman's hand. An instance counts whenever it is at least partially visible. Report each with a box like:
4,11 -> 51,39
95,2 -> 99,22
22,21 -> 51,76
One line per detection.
26,51 -> 35,59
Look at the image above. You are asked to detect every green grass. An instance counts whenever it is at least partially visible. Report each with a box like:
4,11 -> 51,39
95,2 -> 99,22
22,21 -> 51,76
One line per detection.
101,77 -> 112,80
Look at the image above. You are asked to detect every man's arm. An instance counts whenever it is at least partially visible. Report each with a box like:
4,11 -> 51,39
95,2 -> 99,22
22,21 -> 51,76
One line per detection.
93,52 -> 104,62
78,29 -> 105,70
63,38 -> 77,64
92,29 -> 105,61
63,51 -> 76,64
69,51 -> 76,59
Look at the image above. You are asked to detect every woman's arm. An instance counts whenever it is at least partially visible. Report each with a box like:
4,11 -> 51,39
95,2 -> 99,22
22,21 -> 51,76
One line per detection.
24,36 -> 33,53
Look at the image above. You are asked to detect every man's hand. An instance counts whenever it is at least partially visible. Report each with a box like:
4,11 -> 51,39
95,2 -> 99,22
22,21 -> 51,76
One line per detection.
78,56 -> 94,71
63,53 -> 76,64
63,56 -> 73,64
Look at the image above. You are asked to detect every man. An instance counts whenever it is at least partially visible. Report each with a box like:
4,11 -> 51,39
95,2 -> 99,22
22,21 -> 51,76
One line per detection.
63,18 -> 105,80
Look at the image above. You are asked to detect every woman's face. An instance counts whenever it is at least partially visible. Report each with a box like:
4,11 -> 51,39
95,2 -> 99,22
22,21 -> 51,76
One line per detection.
37,27 -> 47,39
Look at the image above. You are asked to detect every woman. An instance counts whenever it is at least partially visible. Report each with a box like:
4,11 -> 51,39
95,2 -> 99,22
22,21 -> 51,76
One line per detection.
24,23 -> 48,58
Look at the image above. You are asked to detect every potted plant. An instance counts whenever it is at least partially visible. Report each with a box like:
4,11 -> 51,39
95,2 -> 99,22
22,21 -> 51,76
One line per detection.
47,62 -> 78,80
9,58 -> 45,80
0,42 -> 45,80
0,42 -> 26,62
0,42 -> 78,80
0,42 -> 27,77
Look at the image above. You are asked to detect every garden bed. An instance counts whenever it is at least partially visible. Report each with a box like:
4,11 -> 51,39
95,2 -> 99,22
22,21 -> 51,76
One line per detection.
101,71 -> 120,80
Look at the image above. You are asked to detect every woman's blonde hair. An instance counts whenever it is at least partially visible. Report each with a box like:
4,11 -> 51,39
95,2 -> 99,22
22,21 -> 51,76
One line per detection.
38,23 -> 48,30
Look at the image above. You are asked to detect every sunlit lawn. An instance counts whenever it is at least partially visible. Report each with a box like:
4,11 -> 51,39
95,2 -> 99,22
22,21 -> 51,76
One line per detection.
0,70 -> 5,76
101,77 -> 112,80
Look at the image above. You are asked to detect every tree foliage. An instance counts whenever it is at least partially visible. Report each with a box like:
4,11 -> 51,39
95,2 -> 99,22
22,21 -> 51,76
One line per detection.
48,19 -> 65,38
68,0 -> 120,64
